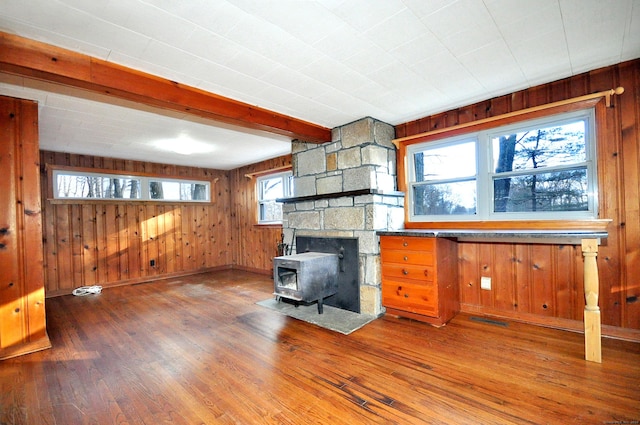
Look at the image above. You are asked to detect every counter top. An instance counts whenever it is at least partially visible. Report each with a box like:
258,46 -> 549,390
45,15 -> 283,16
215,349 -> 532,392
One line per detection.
377,229 -> 608,245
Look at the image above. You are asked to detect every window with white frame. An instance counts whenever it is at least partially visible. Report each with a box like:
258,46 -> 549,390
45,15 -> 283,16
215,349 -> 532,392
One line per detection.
407,109 -> 597,221
257,171 -> 292,224
53,170 -> 211,202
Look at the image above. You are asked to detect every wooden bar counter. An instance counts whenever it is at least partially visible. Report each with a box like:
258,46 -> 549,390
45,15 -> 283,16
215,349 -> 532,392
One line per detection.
377,229 -> 608,363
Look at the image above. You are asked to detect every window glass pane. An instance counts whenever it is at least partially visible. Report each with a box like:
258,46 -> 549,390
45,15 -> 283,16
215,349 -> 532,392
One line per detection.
413,181 -> 476,216
259,201 -> 283,222
148,181 -> 209,201
492,120 -> 586,173
413,140 -> 476,182
56,174 -> 140,199
260,177 -> 284,201
493,167 -> 588,212
181,183 -> 208,201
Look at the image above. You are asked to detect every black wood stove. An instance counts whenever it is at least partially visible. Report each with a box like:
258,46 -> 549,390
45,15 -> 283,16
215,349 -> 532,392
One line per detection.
273,252 -> 339,314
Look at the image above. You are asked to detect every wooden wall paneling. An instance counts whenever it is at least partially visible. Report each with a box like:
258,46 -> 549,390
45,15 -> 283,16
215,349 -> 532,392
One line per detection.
173,206 -> 184,272
478,244 -> 494,308
105,204 -> 120,283
163,205 -> 175,274
0,97 -> 24,348
55,205 -> 72,291
126,204 -> 141,279
529,245 -> 554,316
147,204 -> 160,276
617,61 -> 640,330
492,244 -> 516,311
95,204 -> 109,285
554,245 -> 575,319
0,95 -> 50,359
81,204 -> 97,286
514,245 -> 532,313
71,204 -> 84,287
18,99 -> 47,342
458,243 -> 480,306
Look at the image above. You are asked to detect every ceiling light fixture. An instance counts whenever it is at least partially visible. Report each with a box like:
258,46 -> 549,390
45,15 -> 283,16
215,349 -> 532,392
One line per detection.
152,134 -> 215,155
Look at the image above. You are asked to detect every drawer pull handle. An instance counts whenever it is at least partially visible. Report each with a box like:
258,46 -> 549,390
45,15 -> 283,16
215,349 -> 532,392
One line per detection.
404,293 -> 409,298
403,241 -> 408,247
424,270 -> 429,277
403,256 -> 408,261
402,269 -> 409,275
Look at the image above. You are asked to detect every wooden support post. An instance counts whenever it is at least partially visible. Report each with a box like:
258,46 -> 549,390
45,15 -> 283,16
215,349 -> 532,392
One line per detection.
582,239 -> 602,363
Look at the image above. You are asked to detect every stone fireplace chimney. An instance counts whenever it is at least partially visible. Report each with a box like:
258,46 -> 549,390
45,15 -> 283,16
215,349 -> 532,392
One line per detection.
281,117 -> 404,316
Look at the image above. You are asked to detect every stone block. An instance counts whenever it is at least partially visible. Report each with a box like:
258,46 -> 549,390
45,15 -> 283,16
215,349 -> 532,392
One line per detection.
362,145 -> 389,168
324,207 -> 364,230
376,172 -> 397,192
343,166 -> 375,191
365,204 -> 389,230
331,127 -> 341,143
338,147 -> 362,169
325,142 -> 342,154
373,120 -> 395,148
295,201 -> 315,211
328,197 -> 353,207
287,211 -> 320,230
359,282 -> 382,316
293,176 -> 316,197
296,146 -> 326,176
388,206 -> 405,230
354,230 -> 378,254
326,152 -> 337,171
341,117 -> 374,148
314,199 -> 329,209
317,175 -> 343,195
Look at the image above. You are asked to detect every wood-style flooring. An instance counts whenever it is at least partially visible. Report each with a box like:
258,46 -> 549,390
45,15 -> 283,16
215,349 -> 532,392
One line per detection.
1,270 -> 639,424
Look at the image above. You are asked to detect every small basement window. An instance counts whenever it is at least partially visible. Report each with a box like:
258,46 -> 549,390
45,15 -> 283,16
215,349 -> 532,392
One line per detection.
257,170 -> 293,224
52,169 -> 211,202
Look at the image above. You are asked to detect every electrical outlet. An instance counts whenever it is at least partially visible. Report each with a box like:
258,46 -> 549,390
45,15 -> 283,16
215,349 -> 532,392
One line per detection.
480,276 -> 491,290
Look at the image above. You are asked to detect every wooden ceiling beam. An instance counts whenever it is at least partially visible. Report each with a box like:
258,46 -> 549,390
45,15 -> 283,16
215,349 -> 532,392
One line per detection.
0,32 -> 331,143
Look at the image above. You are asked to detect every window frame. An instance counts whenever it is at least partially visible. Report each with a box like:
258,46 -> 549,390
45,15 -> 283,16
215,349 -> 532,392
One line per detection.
406,108 -> 597,223
256,170 -> 293,225
50,166 -> 212,203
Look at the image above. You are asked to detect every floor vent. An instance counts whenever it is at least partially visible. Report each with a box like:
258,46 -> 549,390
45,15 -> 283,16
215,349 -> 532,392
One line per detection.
469,316 -> 509,327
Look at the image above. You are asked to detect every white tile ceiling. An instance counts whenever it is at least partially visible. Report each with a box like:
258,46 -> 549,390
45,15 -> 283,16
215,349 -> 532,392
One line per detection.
0,0 -> 638,169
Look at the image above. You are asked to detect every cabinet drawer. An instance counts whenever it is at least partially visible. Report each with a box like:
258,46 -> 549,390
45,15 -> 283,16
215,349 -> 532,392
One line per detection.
380,249 -> 434,266
382,281 -> 437,316
380,236 -> 434,251
382,263 -> 434,282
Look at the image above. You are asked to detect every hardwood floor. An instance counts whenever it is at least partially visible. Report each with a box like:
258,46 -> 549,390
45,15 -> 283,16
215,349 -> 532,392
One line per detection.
1,270 -> 639,424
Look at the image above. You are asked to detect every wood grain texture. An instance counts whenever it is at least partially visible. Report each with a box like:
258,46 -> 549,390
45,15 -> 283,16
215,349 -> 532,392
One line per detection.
229,155 -> 292,274
0,32 -> 331,143
40,151 -> 232,296
1,270 -> 638,424
0,95 -> 50,360
396,59 -> 640,332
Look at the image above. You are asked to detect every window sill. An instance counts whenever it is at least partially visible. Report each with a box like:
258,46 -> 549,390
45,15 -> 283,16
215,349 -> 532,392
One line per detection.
404,219 -> 611,232
254,223 -> 283,229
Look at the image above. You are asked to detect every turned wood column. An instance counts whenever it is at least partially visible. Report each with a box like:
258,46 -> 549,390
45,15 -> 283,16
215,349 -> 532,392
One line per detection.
581,239 -> 601,363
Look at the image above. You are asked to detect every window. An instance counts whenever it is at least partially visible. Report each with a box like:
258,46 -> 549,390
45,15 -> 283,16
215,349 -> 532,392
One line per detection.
257,171 -> 292,224
407,109 -> 597,221
53,169 -> 211,202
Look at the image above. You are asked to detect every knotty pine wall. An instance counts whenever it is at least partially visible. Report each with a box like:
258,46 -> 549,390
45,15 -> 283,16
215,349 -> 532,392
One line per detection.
229,154 -> 291,274
40,151 -> 232,296
396,59 -> 640,334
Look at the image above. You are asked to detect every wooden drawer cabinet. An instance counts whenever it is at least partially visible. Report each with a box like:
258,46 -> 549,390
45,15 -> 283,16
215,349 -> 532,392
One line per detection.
380,235 -> 459,327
